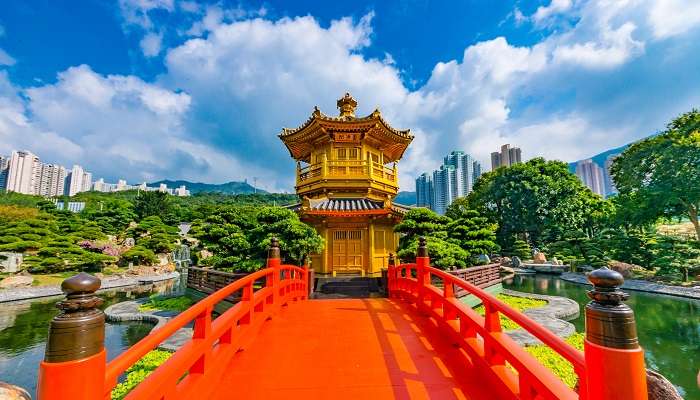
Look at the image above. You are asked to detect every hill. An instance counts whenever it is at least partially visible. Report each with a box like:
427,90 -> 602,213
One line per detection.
148,180 -> 267,194
394,191 -> 416,206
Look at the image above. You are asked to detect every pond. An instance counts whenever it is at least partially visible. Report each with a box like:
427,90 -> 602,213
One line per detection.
504,274 -> 700,399
0,279 -> 178,395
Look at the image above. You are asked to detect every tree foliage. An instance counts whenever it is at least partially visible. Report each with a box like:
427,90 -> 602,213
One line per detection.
612,109 -> 700,241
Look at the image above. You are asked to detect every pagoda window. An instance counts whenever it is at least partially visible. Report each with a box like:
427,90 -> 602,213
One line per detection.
336,147 -> 360,160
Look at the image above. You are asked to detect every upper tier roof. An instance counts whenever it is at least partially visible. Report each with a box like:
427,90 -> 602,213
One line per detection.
279,93 -> 414,163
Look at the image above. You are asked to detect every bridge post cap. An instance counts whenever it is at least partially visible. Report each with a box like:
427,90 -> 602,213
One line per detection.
388,253 -> 395,266
268,237 -> 281,259
417,237 -> 428,257
61,272 -> 101,295
588,266 -> 624,289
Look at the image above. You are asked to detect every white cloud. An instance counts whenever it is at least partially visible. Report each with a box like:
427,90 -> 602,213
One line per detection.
0,49 -> 15,66
648,0 -> 700,39
118,0 -> 174,30
532,0 -> 574,26
140,31 -> 163,57
553,22 -> 644,69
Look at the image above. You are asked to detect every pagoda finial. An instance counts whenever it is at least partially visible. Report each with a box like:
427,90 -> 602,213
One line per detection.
337,92 -> 357,118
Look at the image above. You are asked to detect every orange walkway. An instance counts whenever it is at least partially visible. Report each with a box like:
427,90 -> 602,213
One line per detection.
217,298 -> 491,399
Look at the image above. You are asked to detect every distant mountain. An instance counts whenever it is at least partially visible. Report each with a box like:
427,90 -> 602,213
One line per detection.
394,191 -> 416,206
568,143 -> 630,172
149,180 -> 267,194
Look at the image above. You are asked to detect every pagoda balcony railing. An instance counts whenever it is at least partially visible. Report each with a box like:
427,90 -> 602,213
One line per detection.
296,159 -> 397,188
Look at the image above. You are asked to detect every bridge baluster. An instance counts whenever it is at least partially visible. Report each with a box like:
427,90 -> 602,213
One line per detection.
583,267 -> 648,400
36,273 -> 106,400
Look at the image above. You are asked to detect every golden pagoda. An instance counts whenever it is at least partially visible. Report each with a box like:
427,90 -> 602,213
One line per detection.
279,93 -> 414,276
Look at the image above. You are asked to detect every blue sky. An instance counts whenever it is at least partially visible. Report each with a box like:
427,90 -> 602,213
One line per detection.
1,0 -> 699,192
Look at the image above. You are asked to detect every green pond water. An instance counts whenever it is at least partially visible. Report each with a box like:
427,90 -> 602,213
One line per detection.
0,280 -> 177,395
504,274 -> 700,399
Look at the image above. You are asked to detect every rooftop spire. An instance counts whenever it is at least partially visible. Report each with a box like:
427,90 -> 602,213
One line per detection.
337,92 -> 357,117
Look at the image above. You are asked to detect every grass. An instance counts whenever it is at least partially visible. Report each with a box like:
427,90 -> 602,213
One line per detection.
111,350 -> 172,400
138,295 -> 194,312
31,272 -> 76,286
474,294 -> 547,331
524,333 -> 585,388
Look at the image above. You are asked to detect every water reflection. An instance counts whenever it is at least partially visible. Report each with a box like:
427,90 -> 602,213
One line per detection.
504,274 -> 700,399
0,279 -> 177,394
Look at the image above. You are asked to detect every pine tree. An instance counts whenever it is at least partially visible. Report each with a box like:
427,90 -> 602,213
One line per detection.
446,209 -> 500,264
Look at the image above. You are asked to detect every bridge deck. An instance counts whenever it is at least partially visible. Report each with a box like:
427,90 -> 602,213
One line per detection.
215,298 -> 491,399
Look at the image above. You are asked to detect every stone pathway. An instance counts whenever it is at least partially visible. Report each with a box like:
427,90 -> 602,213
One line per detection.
0,272 -> 180,303
560,272 -> 700,300
104,298 -> 192,352
501,289 -> 580,346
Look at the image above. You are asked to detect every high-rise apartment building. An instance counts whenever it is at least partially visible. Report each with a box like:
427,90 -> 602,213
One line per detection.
6,150 -> 41,195
415,173 -> 433,208
65,165 -> 93,196
36,163 -> 66,196
490,144 -> 522,170
415,151 -> 482,214
603,154 -> 619,197
575,159 -> 606,196
0,156 -> 9,190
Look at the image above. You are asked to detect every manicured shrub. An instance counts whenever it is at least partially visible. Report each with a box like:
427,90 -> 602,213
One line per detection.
120,245 -> 158,266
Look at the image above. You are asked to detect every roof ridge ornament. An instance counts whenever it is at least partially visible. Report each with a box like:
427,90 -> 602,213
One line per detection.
337,92 -> 357,118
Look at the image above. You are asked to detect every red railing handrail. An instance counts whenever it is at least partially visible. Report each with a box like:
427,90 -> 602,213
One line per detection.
104,263 -> 307,399
428,266 -> 585,370
390,261 -> 584,400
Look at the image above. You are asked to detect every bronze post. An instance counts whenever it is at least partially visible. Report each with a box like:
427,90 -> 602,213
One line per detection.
45,272 -> 105,362
417,236 -> 428,258
268,237 -> 281,260
585,266 -> 639,349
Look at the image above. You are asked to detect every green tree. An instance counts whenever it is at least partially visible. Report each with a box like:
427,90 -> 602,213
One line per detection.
612,109 -> 700,241
394,208 -> 468,269
445,199 -> 500,259
652,236 -> 700,282
133,191 -> 172,220
394,208 -> 450,248
468,158 -> 602,248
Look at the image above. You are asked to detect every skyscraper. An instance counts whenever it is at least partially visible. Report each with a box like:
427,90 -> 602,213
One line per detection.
36,163 -> 66,196
415,151 -> 482,214
0,156 -> 9,190
65,165 -> 93,196
415,173 -> 433,208
575,159 -> 606,196
6,150 -> 41,195
490,144 -> 522,170
603,154 -> 619,197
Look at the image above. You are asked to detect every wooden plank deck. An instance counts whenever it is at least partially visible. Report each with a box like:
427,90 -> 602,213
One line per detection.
215,298 -> 491,399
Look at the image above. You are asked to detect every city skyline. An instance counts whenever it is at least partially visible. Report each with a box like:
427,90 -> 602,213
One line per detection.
416,151 -> 482,214
0,148 -> 190,197
1,1 -> 699,192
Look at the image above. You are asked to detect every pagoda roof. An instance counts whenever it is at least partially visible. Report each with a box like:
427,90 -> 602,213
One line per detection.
279,94 -> 413,162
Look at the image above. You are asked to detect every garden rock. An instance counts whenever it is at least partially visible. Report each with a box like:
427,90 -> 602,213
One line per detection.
124,237 -> 136,247
533,252 -> 547,263
646,369 -> 682,400
608,261 -> 637,279
0,382 -> 31,400
500,256 -> 512,267
0,275 -> 33,289
511,256 -> 522,268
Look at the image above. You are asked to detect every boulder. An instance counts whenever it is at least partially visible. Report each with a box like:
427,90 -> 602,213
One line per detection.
511,256 -> 522,268
608,261 -> 638,279
123,237 -> 136,247
551,257 -> 561,266
0,275 -> 33,289
500,256 -> 512,268
476,254 -> 491,265
646,369 -> 682,400
200,249 -> 214,260
533,252 -> 547,263
0,382 -> 31,400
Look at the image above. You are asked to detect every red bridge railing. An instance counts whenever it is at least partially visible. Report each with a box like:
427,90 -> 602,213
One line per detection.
36,238 -> 308,400
387,238 -> 648,400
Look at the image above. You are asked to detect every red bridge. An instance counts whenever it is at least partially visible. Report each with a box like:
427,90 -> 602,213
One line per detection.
36,239 -> 648,400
